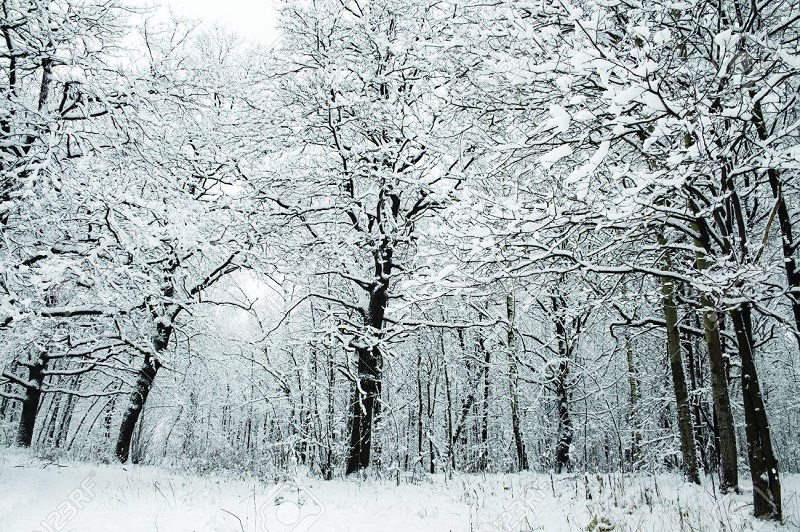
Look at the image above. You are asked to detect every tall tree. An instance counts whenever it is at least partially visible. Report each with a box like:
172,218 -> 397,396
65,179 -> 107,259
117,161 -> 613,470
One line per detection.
261,0 -> 469,474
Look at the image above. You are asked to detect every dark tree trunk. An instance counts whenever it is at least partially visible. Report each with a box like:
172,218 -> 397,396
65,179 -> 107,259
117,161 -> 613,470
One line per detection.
115,321 -> 170,463
345,248 -> 389,474
752,101 -> 800,350
416,351 -> 424,467
552,296 -> 572,474
115,354 -> 160,463
731,305 -> 782,520
659,244 -> 700,484
345,222 -> 396,475
426,359 -> 436,474
766,169 -> 800,349
507,291 -> 529,471
345,344 -> 381,474
16,355 -> 45,447
480,338 -> 490,472
43,390 -> 62,445
554,359 -> 573,474
685,333 -> 710,474
443,363 -> 454,472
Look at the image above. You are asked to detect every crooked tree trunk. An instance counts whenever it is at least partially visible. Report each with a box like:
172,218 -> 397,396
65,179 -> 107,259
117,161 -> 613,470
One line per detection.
115,321 -> 170,463
691,227 -> 739,491
659,244 -> 700,484
16,354 -> 45,447
731,304 -> 782,520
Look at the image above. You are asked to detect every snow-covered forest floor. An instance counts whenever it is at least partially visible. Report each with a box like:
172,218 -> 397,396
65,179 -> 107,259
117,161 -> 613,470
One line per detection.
2,449 -> 798,532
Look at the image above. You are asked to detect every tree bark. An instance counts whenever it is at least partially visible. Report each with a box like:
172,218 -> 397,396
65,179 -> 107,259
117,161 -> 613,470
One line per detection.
552,296 -> 572,474
345,343 -> 381,474
415,351 -> 424,467
16,354 -> 45,447
477,334 -> 491,472
625,333 -> 641,469
115,321 -> 170,463
345,245 -> 390,474
443,363 -> 454,472
507,290 -> 529,471
731,304 -> 782,520
685,331 -> 710,474
659,243 -> 700,484
554,358 -> 573,473
691,228 -> 739,491
752,100 -> 800,350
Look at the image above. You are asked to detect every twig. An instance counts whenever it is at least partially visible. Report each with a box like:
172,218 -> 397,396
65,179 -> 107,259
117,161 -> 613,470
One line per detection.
221,509 -> 245,532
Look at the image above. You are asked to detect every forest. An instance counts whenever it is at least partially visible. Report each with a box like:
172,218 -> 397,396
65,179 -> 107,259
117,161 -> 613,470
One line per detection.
1,0 -> 799,530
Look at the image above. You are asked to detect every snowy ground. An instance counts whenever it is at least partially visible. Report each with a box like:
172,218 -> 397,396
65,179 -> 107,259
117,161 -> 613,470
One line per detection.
1,449 -> 798,532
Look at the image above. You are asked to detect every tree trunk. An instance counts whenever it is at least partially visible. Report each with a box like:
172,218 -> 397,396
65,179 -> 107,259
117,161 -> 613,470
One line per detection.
691,229 -> 739,491
115,321 -> 170,463
752,101 -> 800,350
426,358 -> 436,474
765,170 -> 800,349
443,363 -> 454,472
415,351 -> 424,467
731,304 -> 782,520
345,343 -> 381,474
685,332 -> 710,474
507,290 -> 529,471
325,342 -> 336,478
625,333 -> 641,469
659,244 -> 700,484
552,296 -> 573,474
477,335 -> 490,472
345,284 -> 387,475
345,260 -> 388,474
16,354 -> 45,447
554,358 -> 573,473
54,376 -> 79,448
43,388 -> 62,446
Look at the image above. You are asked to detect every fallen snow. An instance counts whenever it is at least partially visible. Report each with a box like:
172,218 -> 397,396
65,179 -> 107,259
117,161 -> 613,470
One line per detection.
540,145 -> 574,170
1,448 -> 798,532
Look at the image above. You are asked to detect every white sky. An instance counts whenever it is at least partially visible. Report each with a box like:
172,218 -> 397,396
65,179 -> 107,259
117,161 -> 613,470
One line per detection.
130,0 -> 281,45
